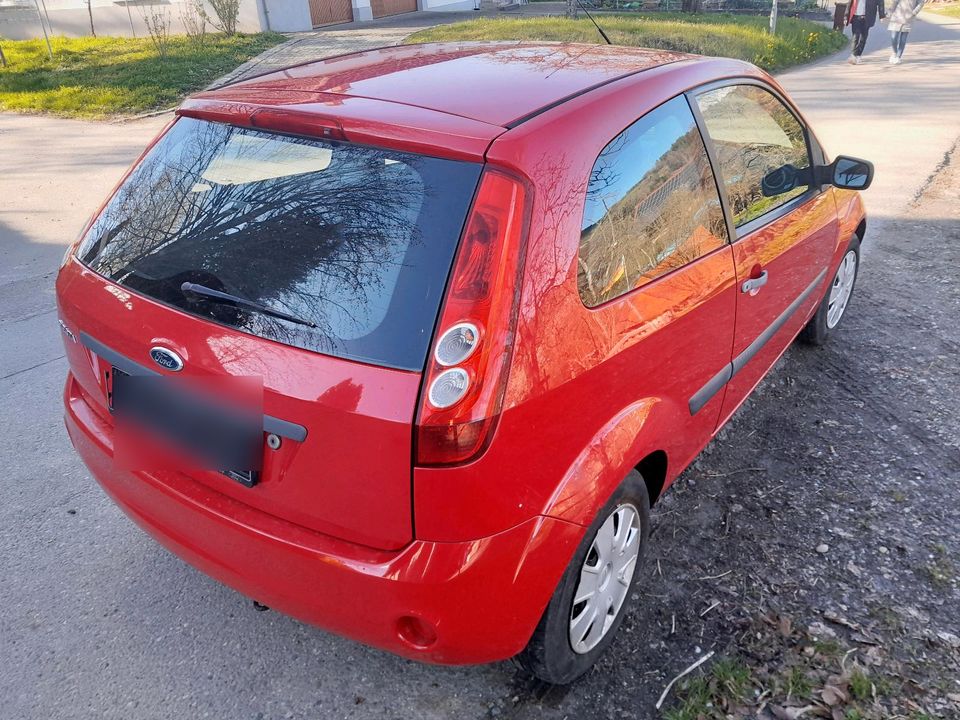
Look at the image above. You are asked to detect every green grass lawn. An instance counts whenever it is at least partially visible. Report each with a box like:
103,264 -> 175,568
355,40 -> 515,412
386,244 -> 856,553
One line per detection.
0,33 -> 285,119
405,14 -> 847,72
925,1 -> 960,16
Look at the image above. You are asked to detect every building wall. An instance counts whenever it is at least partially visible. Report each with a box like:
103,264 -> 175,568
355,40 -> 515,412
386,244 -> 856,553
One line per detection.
0,0 -> 271,40
0,0 -> 474,40
262,0 -> 311,30
351,0 -> 372,21
421,0 -> 475,10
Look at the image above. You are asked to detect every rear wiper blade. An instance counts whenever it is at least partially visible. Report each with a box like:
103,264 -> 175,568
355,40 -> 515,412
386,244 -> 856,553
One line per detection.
181,282 -> 317,328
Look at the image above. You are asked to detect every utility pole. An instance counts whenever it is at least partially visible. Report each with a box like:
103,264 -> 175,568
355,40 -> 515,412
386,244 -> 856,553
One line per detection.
769,0 -> 778,34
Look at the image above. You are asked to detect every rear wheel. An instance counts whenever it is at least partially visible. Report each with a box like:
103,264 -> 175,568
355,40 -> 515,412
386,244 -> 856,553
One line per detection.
801,235 -> 861,345
514,471 -> 650,684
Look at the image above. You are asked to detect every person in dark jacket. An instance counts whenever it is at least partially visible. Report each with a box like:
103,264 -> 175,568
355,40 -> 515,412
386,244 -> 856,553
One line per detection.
846,0 -> 887,64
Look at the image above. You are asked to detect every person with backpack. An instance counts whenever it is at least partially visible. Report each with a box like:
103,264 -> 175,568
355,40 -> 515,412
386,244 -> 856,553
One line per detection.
846,0 -> 887,64
887,0 -> 926,63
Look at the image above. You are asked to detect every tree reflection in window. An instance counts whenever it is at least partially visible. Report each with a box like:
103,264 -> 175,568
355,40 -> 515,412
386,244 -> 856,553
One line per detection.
695,85 -> 811,227
78,118 -> 481,370
578,96 -> 729,308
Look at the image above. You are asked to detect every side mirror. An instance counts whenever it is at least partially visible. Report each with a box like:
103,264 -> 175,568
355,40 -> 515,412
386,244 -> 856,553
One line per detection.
825,155 -> 874,190
761,163 -> 801,197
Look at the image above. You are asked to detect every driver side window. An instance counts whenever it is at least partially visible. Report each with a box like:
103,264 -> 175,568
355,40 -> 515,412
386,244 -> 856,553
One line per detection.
695,84 -> 811,228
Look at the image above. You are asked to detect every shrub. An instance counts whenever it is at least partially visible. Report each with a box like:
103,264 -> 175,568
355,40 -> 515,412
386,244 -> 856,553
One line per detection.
140,5 -> 173,59
180,0 -> 209,46
199,0 -> 242,35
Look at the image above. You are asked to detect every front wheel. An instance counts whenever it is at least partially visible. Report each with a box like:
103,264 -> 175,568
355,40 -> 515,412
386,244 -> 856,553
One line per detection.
801,235 -> 861,345
513,471 -> 650,684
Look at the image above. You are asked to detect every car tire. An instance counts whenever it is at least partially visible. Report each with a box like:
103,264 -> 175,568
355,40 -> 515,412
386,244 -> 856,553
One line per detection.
800,235 -> 861,346
513,470 -> 651,684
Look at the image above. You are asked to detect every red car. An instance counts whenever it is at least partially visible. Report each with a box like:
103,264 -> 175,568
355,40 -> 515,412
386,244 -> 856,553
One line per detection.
56,42 -> 871,683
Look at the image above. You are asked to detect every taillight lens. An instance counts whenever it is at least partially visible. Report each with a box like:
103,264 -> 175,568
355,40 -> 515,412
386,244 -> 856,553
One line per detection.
415,169 -> 531,466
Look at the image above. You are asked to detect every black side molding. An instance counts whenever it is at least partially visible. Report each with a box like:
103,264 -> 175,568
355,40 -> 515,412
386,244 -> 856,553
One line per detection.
687,268 -> 828,415
78,332 -> 308,442
688,364 -> 732,416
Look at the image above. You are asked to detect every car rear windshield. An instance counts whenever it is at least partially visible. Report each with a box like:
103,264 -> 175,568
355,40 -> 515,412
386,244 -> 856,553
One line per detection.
77,117 -> 482,371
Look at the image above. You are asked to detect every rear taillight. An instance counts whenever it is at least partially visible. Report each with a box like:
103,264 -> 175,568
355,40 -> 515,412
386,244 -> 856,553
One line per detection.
415,169 -> 531,466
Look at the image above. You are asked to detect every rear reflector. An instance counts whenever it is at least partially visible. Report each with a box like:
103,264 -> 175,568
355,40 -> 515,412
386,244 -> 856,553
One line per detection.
415,169 -> 531,466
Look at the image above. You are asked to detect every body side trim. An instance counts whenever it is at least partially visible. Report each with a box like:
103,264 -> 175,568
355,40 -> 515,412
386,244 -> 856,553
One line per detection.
730,268 -> 827,376
688,268 -> 827,415
688,364 -> 733,416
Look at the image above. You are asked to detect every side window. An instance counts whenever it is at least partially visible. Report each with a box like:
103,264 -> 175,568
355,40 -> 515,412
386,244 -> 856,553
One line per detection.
694,84 -> 811,228
578,96 -> 729,308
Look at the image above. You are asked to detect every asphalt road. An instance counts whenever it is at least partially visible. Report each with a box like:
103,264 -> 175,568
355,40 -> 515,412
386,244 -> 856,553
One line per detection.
2,13 -> 959,719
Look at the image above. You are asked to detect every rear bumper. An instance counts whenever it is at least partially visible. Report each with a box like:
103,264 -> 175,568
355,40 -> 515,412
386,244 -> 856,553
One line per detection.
64,374 -> 581,664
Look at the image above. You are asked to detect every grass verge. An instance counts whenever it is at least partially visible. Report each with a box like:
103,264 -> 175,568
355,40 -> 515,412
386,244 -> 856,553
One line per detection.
404,14 -> 847,72
0,33 -> 285,119
925,1 -> 960,16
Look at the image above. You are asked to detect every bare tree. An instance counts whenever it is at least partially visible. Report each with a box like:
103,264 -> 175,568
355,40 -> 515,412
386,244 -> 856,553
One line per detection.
31,0 -> 54,57
141,5 -> 173,59
180,0 -> 208,46
85,0 -> 96,36
197,0 -> 241,35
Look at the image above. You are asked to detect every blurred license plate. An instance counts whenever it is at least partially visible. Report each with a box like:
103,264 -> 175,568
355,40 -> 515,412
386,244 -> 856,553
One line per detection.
110,368 -> 262,486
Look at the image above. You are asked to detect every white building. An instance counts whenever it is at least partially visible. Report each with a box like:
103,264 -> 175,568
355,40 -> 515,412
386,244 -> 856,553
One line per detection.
0,0 -> 475,40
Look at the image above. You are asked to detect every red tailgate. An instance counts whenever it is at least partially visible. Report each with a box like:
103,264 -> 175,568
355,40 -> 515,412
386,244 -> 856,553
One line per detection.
58,261 -> 420,550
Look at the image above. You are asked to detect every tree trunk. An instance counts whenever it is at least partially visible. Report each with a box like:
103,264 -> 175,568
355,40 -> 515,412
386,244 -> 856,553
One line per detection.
0,44 -> 7,68
87,0 -> 96,37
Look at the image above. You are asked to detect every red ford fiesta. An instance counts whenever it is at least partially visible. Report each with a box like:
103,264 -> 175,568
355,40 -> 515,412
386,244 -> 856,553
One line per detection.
56,42 -> 872,683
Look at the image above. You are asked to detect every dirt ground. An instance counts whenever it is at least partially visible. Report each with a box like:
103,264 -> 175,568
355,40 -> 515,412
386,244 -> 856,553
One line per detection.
493,148 -> 960,718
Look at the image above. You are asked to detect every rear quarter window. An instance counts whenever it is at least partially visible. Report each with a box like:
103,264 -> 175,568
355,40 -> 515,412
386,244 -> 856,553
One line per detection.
578,95 -> 729,308
78,117 -> 482,371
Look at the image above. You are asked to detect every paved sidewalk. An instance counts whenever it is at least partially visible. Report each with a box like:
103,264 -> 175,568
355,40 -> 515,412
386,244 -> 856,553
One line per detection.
779,10 -> 960,222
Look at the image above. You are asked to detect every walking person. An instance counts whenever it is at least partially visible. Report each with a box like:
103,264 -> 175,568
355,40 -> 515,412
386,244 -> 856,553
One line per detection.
888,0 -> 925,63
846,0 -> 887,64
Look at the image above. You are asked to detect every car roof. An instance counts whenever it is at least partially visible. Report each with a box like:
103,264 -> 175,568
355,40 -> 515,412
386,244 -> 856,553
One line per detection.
214,42 -> 692,128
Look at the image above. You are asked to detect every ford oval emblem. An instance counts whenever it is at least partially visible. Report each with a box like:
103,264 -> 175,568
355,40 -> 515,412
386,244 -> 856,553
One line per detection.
149,346 -> 183,372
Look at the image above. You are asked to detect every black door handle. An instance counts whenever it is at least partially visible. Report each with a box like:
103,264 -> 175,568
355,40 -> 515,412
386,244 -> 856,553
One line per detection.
741,270 -> 769,295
